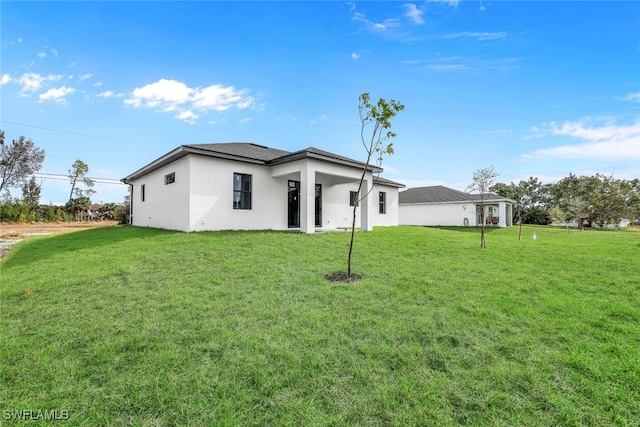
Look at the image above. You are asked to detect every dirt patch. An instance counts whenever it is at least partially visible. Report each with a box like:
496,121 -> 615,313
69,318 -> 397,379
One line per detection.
0,221 -> 117,238
325,271 -> 362,282
0,239 -> 22,259
0,221 -> 118,259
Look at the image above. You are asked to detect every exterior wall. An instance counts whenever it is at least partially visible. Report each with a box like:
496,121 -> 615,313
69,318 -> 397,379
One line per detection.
399,202 -> 476,227
188,155 -> 287,231
271,159 -> 384,232
317,182 -> 399,229
320,180 -> 361,229
130,156 -> 190,231
372,185 -> 400,226
130,153 -> 402,232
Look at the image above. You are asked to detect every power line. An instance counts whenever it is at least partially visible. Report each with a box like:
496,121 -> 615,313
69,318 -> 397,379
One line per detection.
36,172 -> 126,185
0,120 -> 134,145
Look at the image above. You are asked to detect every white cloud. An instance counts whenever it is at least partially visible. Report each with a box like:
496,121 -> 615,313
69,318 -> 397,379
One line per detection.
192,84 -> 253,111
404,4 -> 424,25
37,51 -> 47,58
17,37 -> 23,43
38,86 -> 75,105
429,63 -> 470,71
523,119 -> 640,160
17,73 -> 46,93
351,52 -> 360,60
310,114 -> 328,124
14,73 -> 64,95
125,78 -> 254,123
51,48 -> 58,59
78,73 -> 93,82
428,0 -> 459,6
440,31 -> 507,41
175,110 -> 199,124
239,117 -> 252,124
352,11 -> 401,34
96,90 -> 124,98
94,81 -> 103,87
0,74 -> 11,85
620,92 -> 640,102
125,79 -> 193,109
424,56 -> 519,73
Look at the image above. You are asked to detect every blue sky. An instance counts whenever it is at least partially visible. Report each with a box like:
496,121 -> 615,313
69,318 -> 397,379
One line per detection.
1,1 -> 638,205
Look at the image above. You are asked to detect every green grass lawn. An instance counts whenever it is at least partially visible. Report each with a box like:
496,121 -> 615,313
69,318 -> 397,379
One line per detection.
1,225 -> 638,426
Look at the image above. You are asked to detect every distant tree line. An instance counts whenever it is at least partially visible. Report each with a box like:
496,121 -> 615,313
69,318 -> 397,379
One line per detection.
0,129 -> 129,224
491,175 -> 640,229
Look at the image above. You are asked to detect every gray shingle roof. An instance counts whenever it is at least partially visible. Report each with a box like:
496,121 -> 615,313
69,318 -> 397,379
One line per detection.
399,185 -> 504,204
267,146 -> 380,172
184,143 -> 291,162
373,176 -> 405,188
122,142 -> 392,183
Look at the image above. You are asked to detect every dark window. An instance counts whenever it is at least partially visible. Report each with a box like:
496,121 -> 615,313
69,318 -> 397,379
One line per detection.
350,191 -> 359,207
379,191 -> 386,214
141,184 -> 146,202
233,173 -> 252,209
165,172 -> 175,185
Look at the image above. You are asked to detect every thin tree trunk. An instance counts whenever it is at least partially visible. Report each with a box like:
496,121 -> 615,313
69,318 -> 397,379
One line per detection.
480,204 -> 486,247
347,204 -> 357,277
347,167 -> 368,278
518,207 -> 522,241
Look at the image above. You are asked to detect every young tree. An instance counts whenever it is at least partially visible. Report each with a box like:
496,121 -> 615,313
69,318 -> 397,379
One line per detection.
345,93 -> 404,280
468,166 -> 499,248
0,131 -> 46,194
68,159 -> 95,202
21,176 -> 42,213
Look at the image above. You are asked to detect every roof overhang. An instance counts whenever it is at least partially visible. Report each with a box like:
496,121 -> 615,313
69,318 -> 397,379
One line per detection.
268,149 -> 382,174
122,144 -> 386,184
121,145 -> 266,183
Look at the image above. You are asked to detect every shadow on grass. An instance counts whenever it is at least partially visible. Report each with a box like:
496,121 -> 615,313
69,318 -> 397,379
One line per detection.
2,226 -> 177,268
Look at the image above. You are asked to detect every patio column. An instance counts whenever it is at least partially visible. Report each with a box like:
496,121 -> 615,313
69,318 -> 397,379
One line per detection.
498,201 -> 507,227
300,162 -> 316,234
360,177 -> 373,231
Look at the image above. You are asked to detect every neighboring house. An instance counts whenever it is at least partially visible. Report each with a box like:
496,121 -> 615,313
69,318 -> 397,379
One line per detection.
121,143 -> 404,233
399,185 -> 514,228
80,204 -> 102,221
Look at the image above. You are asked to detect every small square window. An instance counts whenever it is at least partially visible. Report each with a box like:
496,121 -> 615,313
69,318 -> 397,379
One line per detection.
350,191 -> 359,207
165,172 -> 175,185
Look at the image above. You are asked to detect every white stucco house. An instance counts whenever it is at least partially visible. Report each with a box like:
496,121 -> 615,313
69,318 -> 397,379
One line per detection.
399,185 -> 514,228
121,143 -> 404,233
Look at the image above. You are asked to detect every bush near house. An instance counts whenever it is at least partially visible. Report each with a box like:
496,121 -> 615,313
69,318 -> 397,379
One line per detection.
1,225 -> 638,425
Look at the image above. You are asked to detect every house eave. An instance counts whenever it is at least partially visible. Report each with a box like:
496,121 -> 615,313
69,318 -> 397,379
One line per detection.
122,143 -> 387,184
400,198 -> 515,205
121,145 -> 265,183
268,149 -> 383,173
